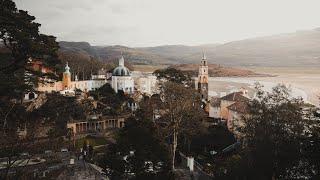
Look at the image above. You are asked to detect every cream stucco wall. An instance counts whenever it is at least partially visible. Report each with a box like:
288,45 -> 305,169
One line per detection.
112,76 -> 134,94
135,76 -> 158,95
220,100 -> 235,120
209,105 -> 221,119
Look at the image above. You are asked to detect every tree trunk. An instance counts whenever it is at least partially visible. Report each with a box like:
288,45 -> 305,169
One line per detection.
187,139 -> 191,154
2,103 -> 15,132
172,129 -> 178,170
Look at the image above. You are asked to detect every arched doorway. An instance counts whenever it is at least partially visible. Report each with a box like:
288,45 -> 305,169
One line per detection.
28,92 -> 35,100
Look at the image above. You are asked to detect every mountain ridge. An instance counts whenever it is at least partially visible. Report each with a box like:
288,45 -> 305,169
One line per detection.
58,28 -> 320,67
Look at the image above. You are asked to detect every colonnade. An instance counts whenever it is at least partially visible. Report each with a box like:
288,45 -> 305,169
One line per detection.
67,118 -> 125,134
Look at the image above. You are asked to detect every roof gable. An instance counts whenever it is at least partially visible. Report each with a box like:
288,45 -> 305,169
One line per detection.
227,101 -> 249,114
221,92 -> 249,102
210,97 -> 221,107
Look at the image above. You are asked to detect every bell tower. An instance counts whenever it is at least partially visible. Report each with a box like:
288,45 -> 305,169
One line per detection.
197,53 -> 209,102
62,62 -> 71,89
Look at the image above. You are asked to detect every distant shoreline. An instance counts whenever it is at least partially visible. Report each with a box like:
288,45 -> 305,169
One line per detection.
208,75 -> 320,106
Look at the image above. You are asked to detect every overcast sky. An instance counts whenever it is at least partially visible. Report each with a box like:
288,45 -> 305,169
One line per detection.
15,0 -> 320,47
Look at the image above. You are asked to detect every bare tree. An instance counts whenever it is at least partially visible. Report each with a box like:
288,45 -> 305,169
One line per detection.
159,82 -> 205,170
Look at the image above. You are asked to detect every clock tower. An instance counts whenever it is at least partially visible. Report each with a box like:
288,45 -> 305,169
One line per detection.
197,53 -> 209,102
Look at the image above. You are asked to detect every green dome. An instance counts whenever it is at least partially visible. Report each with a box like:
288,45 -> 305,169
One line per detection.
112,66 -> 131,76
112,56 -> 131,76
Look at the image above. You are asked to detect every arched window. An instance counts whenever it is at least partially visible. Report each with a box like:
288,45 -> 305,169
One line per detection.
28,92 -> 35,100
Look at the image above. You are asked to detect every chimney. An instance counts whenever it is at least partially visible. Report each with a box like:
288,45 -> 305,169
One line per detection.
240,87 -> 248,96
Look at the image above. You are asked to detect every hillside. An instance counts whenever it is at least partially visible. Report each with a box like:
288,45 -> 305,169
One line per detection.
58,28 -> 320,67
200,28 -> 320,67
137,44 -> 218,63
59,41 -> 99,58
139,28 -> 320,67
93,45 -> 174,65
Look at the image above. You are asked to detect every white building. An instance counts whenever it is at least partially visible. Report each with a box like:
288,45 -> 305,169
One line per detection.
27,56 -> 158,100
209,97 -> 221,119
111,56 -> 134,94
24,92 -> 38,101
137,76 -> 157,95
132,71 -> 158,95
91,68 -> 112,80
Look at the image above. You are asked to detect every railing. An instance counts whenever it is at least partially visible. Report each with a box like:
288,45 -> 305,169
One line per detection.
179,152 -> 213,179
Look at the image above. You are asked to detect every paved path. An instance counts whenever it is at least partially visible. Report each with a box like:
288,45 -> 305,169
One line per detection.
57,157 -> 106,180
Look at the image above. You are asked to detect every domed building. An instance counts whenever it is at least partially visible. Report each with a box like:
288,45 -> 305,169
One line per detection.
111,56 -> 134,94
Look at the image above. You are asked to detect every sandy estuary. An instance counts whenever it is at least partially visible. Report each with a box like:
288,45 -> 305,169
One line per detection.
208,67 -> 320,106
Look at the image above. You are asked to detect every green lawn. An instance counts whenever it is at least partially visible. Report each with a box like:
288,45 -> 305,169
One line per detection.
75,135 -> 108,149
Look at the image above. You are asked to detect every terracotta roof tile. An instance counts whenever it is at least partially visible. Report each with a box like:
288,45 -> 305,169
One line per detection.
227,101 -> 249,114
221,92 -> 249,102
210,97 -> 221,107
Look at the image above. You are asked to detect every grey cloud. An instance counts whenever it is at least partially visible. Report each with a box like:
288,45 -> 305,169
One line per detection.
14,0 -> 320,47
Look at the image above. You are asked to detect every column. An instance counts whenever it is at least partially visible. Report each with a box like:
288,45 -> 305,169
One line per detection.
76,124 -> 79,133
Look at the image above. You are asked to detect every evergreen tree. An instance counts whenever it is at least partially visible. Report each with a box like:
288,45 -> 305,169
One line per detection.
239,84 -> 319,179
153,67 -> 193,87
0,0 -> 60,99
0,1 -> 60,178
99,117 -> 173,180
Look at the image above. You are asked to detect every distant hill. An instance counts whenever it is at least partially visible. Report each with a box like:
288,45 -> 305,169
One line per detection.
93,45 -> 174,65
200,28 -> 320,67
59,28 -> 320,67
58,42 -> 219,65
137,44 -> 220,64
59,41 -> 99,58
139,28 -> 320,67
59,42 -> 176,65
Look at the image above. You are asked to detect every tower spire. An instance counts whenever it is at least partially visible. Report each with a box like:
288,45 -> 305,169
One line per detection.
119,55 -> 124,66
201,52 -> 207,66
202,52 -> 206,60
65,62 -> 70,73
